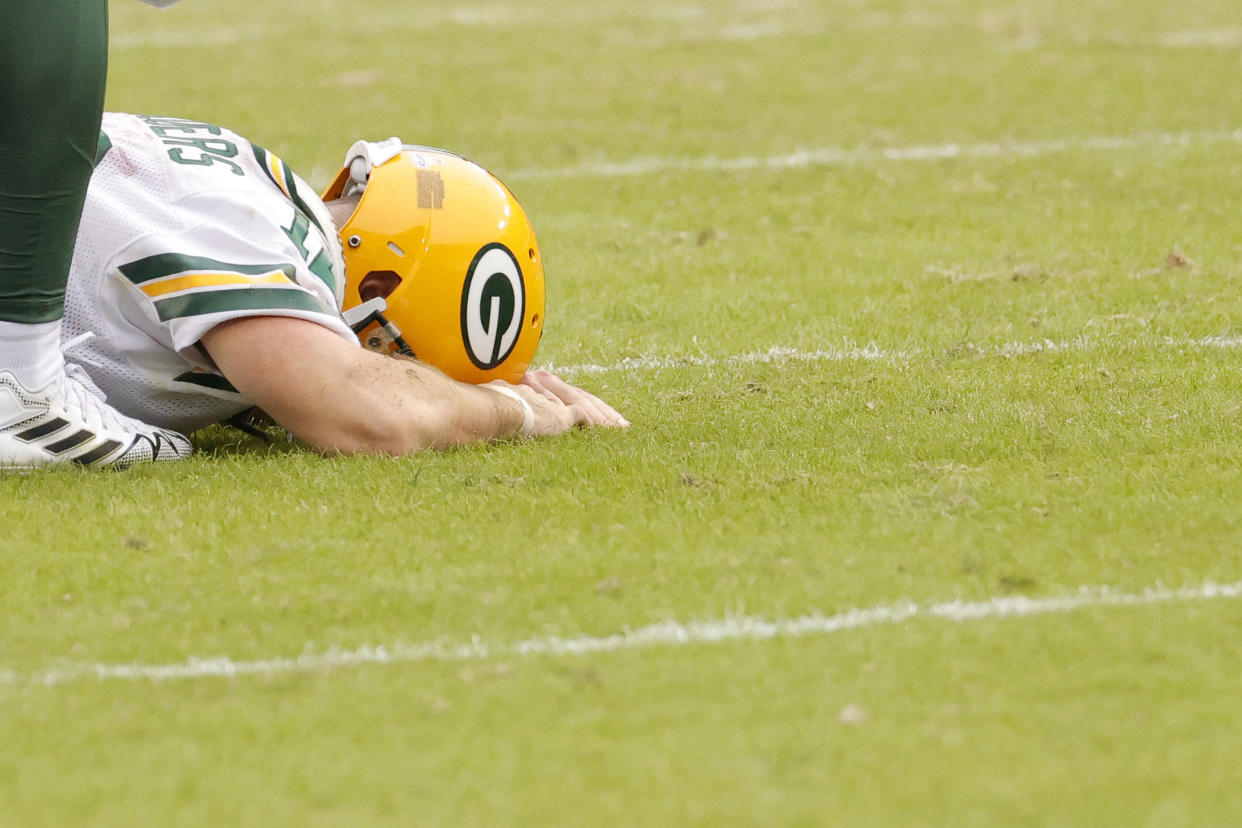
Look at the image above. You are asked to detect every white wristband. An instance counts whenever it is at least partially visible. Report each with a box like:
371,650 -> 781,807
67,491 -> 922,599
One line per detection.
485,384 -> 536,436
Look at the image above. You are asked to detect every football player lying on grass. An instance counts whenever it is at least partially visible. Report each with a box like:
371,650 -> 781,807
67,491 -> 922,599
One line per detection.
23,114 -> 626,464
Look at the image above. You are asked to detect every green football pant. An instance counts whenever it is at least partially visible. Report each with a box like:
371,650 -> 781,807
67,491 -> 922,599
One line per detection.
0,0 -> 108,324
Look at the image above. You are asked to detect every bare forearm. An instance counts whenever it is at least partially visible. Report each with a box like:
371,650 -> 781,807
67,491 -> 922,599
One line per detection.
341,354 -> 527,453
202,318 -> 526,455
258,349 -> 531,454
202,317 -> 625,456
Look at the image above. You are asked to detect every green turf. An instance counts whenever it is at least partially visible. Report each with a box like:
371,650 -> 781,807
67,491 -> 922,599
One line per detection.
4,0 -> 1242,823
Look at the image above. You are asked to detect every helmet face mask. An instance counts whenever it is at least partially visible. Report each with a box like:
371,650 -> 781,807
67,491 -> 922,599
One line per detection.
322,143 -> 545,384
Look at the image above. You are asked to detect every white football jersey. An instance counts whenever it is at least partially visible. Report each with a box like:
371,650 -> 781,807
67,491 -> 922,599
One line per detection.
63,113 -> 357,434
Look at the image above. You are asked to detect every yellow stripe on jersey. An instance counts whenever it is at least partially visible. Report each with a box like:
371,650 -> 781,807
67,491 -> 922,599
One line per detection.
266,153 -> 292,198
139,269 -> 294,298
117,254 -> 328,322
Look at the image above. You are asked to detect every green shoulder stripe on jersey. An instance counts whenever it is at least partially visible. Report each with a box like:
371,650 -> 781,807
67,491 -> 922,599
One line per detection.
119,253 -> 297,286
117,252 -> 333,322
173,371 -> 240,394
281,212 -> 337,297
250,142 -> 327,237
151,287 -> 335,322
95,131 -> 113,167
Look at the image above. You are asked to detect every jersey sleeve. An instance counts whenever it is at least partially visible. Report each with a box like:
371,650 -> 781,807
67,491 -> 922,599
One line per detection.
108,192 -> 358,369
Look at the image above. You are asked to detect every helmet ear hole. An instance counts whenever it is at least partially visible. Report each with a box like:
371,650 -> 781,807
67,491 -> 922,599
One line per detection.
359,270 -> 403,301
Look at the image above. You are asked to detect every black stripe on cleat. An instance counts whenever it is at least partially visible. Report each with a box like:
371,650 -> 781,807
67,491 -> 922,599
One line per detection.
16,418 -> 70,442
71,439 -> 123,466
46,429 -> 96,455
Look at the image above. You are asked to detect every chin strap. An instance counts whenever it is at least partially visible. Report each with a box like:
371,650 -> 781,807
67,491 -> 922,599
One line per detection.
227,409 -> 275,442
336,141 -> 415,358
341,297 -> 414,357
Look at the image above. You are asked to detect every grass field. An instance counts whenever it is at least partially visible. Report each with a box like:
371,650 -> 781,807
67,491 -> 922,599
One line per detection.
4,0 -> 1242,823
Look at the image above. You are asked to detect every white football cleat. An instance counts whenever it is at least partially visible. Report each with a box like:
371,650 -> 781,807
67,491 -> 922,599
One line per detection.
0,364 -> 191,469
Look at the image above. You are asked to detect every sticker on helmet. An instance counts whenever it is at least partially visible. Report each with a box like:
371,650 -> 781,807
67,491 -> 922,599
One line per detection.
461,244 -> 525,370
416,169 -> 444,209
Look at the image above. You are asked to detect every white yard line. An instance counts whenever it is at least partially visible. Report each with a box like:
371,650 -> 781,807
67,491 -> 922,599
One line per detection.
1152,29 -> 1242,49
304,127 -> 1242,190
106,5 -> 922,50
111,25 -> 254,50
544,343 -> 899,375
113,8 -> 1242,51
542,334 -> 1242,377
506,129 -> 1242,180
9,580 -> 1240,687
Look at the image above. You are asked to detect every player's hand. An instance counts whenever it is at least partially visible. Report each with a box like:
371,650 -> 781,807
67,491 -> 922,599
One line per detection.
520,369 -> 629,430
484,371 -> 628,438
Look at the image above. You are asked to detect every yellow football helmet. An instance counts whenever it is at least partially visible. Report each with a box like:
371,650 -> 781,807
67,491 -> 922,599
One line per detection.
322,139 -> 545,384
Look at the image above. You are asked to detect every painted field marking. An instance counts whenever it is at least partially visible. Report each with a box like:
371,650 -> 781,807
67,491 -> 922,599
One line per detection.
543,334 -> 1242,377
1154,28 -> 1242,48
7,579 -> 1240,686
112,4 -> 1242,51
295,127 -> 1242,191
544,343 -> 898,376
108,4 -> 930,50
507,129 -> 1242,180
